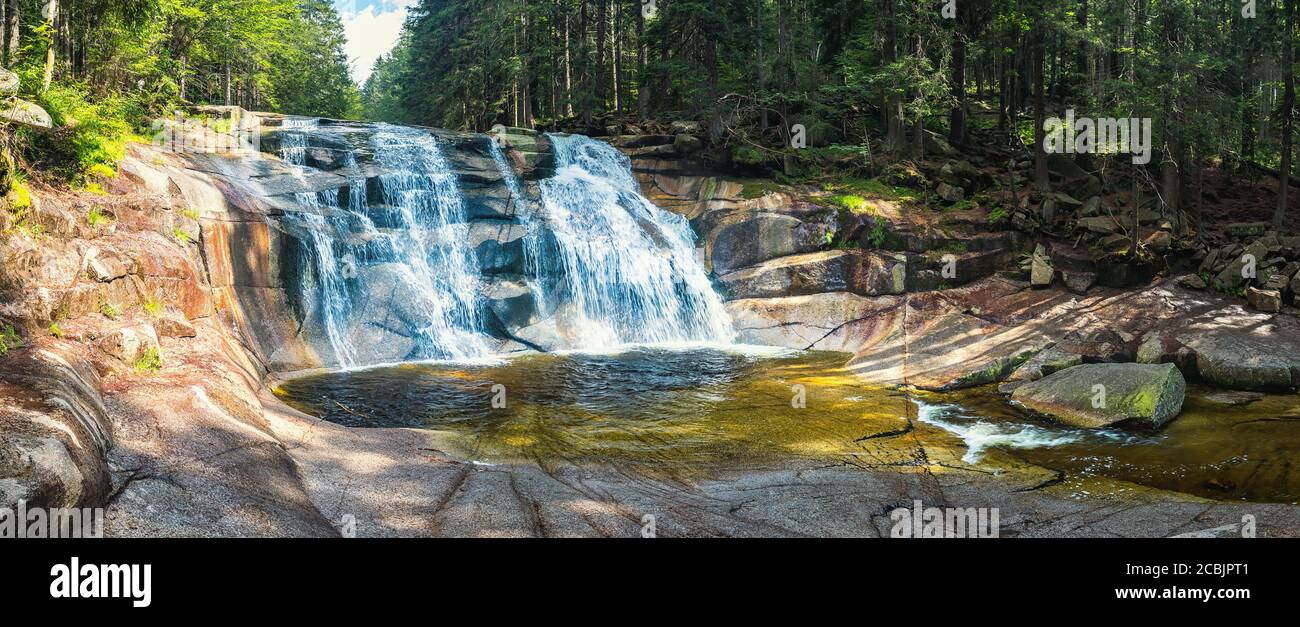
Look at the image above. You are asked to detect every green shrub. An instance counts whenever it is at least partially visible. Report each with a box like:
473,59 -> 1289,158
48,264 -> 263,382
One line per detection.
101,302 -> 121,319
143,297 -> 164,317
868,221 -> 890,249
0,324 -> 22,355
173,226 -> 192,244
48,322 -> 64,339
28,83 -> 145,186
133,347 -> 163,373
86,205 -> 112,228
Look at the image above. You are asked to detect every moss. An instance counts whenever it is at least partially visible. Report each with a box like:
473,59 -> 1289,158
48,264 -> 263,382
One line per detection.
48,322 -> 64,339
732,145 -> 767,167
739,178 -> 783,200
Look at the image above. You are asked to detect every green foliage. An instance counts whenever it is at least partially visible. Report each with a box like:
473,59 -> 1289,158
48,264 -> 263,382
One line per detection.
988,206 -> 1011,225
48,322 -> 64,339
87,206 -> 112,228
133,347 -> 164,373
101,302 -> 121,320
173,226 -> 193,244
0,325 -> 22,356
867,221 -> 890,249
30,83 -> 142,185
143,297 -> 164,318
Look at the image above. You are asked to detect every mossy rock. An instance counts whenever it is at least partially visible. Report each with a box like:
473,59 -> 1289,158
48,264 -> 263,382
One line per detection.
1011,363 -> 1185,429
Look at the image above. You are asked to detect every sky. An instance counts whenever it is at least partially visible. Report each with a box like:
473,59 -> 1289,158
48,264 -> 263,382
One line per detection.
335,0 -> 416,86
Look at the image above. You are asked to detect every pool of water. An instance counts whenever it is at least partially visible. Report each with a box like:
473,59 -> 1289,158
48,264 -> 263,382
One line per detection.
274,347 -> 1300,503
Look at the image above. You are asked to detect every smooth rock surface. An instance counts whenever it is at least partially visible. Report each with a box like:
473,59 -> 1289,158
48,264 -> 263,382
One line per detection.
1012,363 -> 1186,429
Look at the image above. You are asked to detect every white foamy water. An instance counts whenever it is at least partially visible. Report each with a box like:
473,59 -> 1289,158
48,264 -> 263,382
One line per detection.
912,398 -> 1138,464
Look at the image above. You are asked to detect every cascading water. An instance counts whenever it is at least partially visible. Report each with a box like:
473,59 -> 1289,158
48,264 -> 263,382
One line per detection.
365,125 -> 493,359
275,121 -> 494,365
275,119 -> 732,367
538,134 -> 735,347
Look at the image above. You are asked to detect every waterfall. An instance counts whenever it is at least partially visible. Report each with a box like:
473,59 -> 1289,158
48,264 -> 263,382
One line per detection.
538,134 -> 735,347
365,125 -> 493,359
273,120 -> 732,367
274,121 -> 494,365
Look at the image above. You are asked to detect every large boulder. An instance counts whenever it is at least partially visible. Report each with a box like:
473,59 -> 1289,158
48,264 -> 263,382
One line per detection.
708,212 -> 829,274
1011,363 -> 1186,429
2,97 -> 52,128
717,249 -> 906,299
1182,331 -> 1300,391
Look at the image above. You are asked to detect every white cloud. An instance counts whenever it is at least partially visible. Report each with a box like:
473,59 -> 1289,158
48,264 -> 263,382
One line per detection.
338,0 -> 417,85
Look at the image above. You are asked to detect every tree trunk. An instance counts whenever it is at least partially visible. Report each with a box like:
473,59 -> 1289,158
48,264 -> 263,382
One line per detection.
41,0 -> 58,92
1277,0 -> 1296,229
595,0 -> 607,114
882,0 -> 905,152
1032,7 -> 1049,190
6,0 -> 20,67
637,0 -> 647,118
948,3 -> 967,145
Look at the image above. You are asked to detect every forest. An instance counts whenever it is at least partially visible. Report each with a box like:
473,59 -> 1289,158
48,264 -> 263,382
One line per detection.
0,0 -> 1296,226
0,0 -> 358,187
363,0 -> 1298,228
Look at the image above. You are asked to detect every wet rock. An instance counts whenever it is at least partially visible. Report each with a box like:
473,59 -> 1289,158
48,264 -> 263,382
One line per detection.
468,221 -> 529,275
726,292 -> 899,350
487,125 -> 553,178
718,250 -> 906,299
483,279 -> 539,330
1202,390 -> 1265,406
1011,363 -> 1186,429
1246,286 -> 1282,313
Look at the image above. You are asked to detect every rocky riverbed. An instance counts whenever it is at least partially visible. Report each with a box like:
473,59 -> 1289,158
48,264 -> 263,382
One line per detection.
2,109 -> 1299,537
